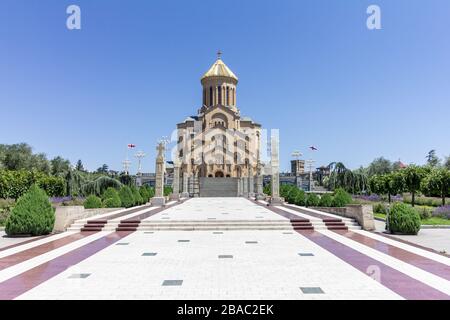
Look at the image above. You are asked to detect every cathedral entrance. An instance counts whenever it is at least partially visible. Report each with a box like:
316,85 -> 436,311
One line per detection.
215,171 -> 224,178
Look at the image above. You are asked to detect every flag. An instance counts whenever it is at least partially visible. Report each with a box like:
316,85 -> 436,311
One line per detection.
128,144 -> 136,148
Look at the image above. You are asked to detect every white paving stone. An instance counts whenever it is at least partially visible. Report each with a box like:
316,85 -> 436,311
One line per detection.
17,230 -> 401,300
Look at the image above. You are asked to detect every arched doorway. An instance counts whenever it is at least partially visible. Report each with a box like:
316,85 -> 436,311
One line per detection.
215,171 -> 224,178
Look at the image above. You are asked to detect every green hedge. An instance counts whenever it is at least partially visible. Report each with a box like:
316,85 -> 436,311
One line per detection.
332,188 -> 352,207
119,186 -> 135,208
306,193 -> 320,207
319,194 -> 333,207
131,187 -> 144,205
102,187 -> 121,208
0,170 -> 65,199
387,202 -> 421,235
84,195 -> 102,209
5,185 -> 55,236
294,190 -> 306,206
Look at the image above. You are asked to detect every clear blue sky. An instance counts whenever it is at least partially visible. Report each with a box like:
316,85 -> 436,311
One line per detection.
1,0 -> 449,173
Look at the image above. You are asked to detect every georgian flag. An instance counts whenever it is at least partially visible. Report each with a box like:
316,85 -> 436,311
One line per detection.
128,144 -> 136,148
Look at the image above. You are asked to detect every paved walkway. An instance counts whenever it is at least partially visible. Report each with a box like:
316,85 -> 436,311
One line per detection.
0,198 -> 448,300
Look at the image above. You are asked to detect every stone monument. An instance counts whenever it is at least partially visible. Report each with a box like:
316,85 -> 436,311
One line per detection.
255,161 -> 265,200
181,172 -> 189,198
269,131 -> 283,205
170,159 -> 181,201
151,141 -> 166,206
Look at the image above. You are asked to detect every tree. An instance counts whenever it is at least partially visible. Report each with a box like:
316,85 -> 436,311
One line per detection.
75,159 -> 85,171
426,150 -> 440,168
422,168 -> 450,206
444,156 -> 450,170
82,176 -> 122,196
402,165 -> 426,207
50,156 -> 71,176
369,172 -> 403,203
96,164 -> 109,174
0,143 -> 51,173
367,157 -> 392,177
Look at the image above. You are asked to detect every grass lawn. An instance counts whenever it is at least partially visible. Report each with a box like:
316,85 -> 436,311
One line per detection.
373,212 -> 450,225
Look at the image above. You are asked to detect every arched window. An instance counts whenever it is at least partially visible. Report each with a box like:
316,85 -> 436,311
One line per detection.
203,88 -> 206,105
209,87 -> 213,106
226,87 -> 230,105
218,86 -> 222,105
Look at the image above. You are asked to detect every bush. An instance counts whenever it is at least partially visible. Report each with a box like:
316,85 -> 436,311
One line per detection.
294,190 -> 306,206
403,195 -> 443,207
319,194 -> 333,207
414,206 -> 433,219
163,186 -> 173,197
332,188 -> 352,207
387,202 -> 421,235
102,187 -> 121,208
5,185 -> 55,236
84,195 -> 102,209
280,185 -> 294,199
286,187 -> 299,204
131,187 -> 143,205
119,186 -> 135,208
306,193 -> 320,207
0,170 -> 65,199
373,202 -> 388,214
103,197 -> 122,208
101,187 -> 119,200
139,186 -> 154,203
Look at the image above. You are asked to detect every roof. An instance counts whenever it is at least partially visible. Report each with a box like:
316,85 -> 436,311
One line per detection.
201,58 -> 238,82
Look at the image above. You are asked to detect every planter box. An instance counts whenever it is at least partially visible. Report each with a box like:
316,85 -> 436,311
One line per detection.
53,206 -> 122,232
312,204 -> 375,231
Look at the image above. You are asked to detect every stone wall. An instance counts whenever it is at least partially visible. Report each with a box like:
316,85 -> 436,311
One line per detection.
53,206 -> 122,233
312,204 -> 375,231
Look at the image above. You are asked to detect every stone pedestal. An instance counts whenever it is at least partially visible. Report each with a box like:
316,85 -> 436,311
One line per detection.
152,197 -> 166,206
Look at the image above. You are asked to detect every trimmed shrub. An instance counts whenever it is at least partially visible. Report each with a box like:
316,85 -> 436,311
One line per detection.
294,190 -> 306,206
306,193 -> 320,207
387,202 -> 421,235
332,188 -> 352,207
280,185 -> 294,199
101,187 -> 119,200
103,197 -> 121,208
319,194 -> 333,207
131,187 -> 143,205
5,185 -> 55,236
139,186 -> 150,203
119,186 -> 135,208
286,187 -> 299,204
84,195 -> 102,209
163,186 -> 173,197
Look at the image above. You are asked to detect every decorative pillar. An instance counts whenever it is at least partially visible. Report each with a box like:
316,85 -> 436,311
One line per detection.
255,161 -> 265,200
248,166 -> 255,198
242,177 -> 248,197
170,160 -> 181,201
269,131 -> 283,205
152,142 -> 166,206
181,171 -> 189,198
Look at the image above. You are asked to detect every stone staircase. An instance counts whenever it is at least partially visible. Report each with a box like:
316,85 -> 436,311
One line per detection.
199,178 -> 238,197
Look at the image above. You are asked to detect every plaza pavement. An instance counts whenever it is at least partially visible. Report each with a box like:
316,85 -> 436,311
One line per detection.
0,197 -> 449,300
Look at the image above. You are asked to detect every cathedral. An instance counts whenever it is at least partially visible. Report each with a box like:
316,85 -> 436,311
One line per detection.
176,53 -> 262,179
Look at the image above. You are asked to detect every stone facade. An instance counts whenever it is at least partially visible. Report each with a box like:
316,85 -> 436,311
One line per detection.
176,55 -> 262,180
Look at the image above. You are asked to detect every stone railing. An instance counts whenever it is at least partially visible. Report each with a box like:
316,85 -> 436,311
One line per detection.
312,204 -> 375,231
53,206 -> 122,233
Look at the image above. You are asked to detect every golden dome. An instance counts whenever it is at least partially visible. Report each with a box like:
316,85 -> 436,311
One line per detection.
201,57 -> 238,83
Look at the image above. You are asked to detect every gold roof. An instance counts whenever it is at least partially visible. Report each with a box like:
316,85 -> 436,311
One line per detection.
201,58 -> 238,82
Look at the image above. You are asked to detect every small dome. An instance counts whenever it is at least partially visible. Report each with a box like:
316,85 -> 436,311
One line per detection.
201,58 -> 238,82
